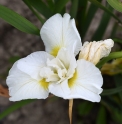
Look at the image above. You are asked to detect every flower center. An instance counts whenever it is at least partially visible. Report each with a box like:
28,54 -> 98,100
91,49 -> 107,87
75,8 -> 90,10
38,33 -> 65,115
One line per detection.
50,46 -> 61,56
39,57 -> 69,83
39,78 -> 49,90
68,71 -> 78,88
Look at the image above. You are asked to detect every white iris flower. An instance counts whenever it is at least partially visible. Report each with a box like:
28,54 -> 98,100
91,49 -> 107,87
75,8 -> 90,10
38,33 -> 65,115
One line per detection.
7,13 -> 104,102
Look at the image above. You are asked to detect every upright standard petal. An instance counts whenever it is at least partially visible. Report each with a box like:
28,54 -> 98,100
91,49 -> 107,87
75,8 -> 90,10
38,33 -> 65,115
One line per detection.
40,13 -> 82,56
66,59 -> 103,102
7,62 -> 49,101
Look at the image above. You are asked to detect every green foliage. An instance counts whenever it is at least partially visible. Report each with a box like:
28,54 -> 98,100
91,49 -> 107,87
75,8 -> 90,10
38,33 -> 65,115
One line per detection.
88,0 -> 122,24
70,0 -> 78,18
91,4 -> 113,40
78,101 -> 93,116
96,106 -> 107,124
114,74 -> 122,102
102,97 -> 122,123
96,52 -> 122,69
82,0 -> 102,38
0,5 -> 40,35
76,0 -> 88,35
27,0 -> 52,18
107,0 -> 122,13
0,100 -> 35,120
112,108 -> 122,123
101,86 -> 122,96
113,38 -> 122,44
54,0 -> 69,13
8,56 -> 20,64
47,0 -> 55,12
23,0 -> 45,23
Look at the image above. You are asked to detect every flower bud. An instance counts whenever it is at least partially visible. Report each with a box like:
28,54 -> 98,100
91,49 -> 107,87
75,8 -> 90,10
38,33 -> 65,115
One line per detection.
78,39 -> 114,65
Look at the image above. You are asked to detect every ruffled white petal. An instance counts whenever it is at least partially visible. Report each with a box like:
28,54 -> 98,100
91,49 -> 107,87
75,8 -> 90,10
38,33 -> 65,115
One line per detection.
65,59 -> 103,102
17,51 -> 54,80
49,80 -> 70,98
40,13 -> 81,56
7,62 -> 49,101
40,67 -> 60,82
56,48 -> 77,78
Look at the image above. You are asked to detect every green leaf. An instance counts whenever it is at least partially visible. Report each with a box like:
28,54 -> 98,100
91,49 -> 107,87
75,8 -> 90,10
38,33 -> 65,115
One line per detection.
102,97 -> 121,111
28,0 -> 52,18
114,74 -> 122,102
76,0 -> 88,36
88,0 -> 122,24
101,86 -> 122,96
96,106 -> 107,124
9,56 -> 20,64
96,52 -> 122,69
82,0 -> 102,38
113,38 -> 122,44
107,0 -> 122,13
101,97 -> 122,123
91,4 -> 113,40
78,101 -> 93,116
0,5 -> 39,35
54,0 -> 69,13
110,23 -> 118,38
47,0 -> 55,12
112,108 -> 122,123
0,99 -> 35,120
23,0 -> 45,23
70,0 -> 79,18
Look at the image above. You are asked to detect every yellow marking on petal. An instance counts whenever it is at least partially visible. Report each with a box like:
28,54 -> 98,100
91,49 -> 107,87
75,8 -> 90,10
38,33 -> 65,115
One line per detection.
68,71 -> 78,88
39,79 -> 49,90
50,46 -> 61,56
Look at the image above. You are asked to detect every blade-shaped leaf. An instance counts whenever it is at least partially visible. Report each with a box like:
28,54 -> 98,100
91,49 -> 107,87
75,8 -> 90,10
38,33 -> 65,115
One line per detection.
107,0 -> 122,13
96,106 -> 107,124
91,4 -> 113,40
78,101 -> 93,116
114,74 -> 122,102
111,107 -> 122,123
88,0 -> 122,24
96,52 -> 122,69
54,0 -> 69,13
0,5 -> 40,35
0,99 -> 35,120
28,0 -> 52,18
101,97 -> 122,123
9,56 -> 20,64
23,0 -> 45,23
76,0 -> 88,36
102,97 -> 121,111
110,23 -> 118,38
113,38 -> 122,44
47,0 -> 55,12
82,0 -> 102,39
70,0 -> 79,18
101,86 -> 122,96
